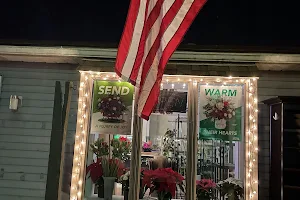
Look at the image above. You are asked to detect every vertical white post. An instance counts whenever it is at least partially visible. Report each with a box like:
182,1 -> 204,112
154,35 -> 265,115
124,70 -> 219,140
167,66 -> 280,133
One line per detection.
186,81 -> 198,200
128,91 -> 142,200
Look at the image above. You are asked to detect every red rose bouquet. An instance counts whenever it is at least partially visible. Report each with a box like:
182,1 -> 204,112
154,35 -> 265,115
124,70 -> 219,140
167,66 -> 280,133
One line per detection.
196,179 -> 216,200
142,168 -> 185,200
111,136 -> 131,162
90,138 -> 109,158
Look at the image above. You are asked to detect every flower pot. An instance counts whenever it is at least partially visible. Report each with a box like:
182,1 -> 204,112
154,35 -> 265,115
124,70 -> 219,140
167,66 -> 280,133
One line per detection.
158,196 -> 171,200
103,177 -> 116,200
157,192 -> 172,200
97,177 -> 104,198
215,118 -> 226,129
122,180 -> 129,200
143,148 -> 152,152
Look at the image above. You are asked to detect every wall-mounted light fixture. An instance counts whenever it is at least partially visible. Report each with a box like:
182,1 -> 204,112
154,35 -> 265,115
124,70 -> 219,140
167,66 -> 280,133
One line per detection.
9,95 -> 23,111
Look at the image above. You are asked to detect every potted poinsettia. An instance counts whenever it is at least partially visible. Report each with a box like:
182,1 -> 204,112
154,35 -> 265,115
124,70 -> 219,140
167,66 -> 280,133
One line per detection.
86,138 -> 109,198
196,179 -> 216,200
142,168 -> 185,200
86,158 -> 104,198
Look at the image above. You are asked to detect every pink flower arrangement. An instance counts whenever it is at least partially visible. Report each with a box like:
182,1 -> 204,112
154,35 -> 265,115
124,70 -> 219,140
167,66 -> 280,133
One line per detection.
142,141 -> 152,152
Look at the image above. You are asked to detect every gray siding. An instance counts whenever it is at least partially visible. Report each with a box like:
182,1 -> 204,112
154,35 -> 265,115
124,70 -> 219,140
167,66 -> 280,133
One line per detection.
1,61 -> 300,200
0,64 -> 79,200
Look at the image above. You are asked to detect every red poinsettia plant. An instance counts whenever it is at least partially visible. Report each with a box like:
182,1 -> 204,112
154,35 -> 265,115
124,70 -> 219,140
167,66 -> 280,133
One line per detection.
196,179 -> 216,200
86,158 -> 103,186
142,168 -> 185,200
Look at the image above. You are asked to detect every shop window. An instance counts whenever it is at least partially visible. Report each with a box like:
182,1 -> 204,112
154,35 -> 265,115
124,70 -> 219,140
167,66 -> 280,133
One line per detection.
70,73 -> 258,200
140,82 -> 188,199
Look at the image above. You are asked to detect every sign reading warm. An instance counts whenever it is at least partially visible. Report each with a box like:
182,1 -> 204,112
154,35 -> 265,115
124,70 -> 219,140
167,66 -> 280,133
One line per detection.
90,81 -> 134,135
199,85 -> 243,141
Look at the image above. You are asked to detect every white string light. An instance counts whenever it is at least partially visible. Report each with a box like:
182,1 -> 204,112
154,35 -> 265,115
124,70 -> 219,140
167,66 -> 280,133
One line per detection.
70,73 -> 258,200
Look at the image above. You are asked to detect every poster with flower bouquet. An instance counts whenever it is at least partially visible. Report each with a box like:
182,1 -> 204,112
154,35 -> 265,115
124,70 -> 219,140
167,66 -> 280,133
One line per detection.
199,85 -> 243,141
90,80 -> 134,135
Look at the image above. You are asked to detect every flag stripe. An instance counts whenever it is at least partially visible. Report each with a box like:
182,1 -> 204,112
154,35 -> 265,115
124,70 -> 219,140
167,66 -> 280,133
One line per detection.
139,0 -> 207,119
132,0 -> 177,86
147,0 -> 160,19
128,0 -> 165,85
138,0 -> 184,90
115,0 -> 141,75
116,0 -> 147,82
115,0 -> 207,120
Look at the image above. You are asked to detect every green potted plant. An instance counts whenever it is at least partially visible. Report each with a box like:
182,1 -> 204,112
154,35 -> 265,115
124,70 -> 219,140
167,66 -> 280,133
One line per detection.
101,156 -> 124,200
218,177 -> 244,200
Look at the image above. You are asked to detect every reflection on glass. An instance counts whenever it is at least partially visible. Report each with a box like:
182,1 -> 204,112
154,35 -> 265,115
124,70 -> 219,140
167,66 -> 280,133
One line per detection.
84,81 -> 188,200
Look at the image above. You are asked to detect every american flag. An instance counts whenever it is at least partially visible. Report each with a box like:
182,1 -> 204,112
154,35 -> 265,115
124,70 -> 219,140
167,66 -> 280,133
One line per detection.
115,0 -> 207,120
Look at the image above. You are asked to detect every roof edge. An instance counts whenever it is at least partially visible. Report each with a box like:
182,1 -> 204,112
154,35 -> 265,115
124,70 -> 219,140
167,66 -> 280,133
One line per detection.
1,45 -> 300,64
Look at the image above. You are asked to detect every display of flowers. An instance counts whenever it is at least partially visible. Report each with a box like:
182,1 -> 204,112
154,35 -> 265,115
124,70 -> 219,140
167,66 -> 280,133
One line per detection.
97,95 -> 127,120
217,177 -> 244,200
111,136 -> 132,162
101,156 -> 125,178
142,141 -> 152,152
142,168 -> 185,200
203,96 -> 236,121
90,138 -> 109,158
196,179 -> 216,200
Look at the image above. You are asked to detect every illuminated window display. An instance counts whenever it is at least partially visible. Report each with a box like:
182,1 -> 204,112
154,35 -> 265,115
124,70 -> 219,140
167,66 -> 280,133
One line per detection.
70,72 -> 258,200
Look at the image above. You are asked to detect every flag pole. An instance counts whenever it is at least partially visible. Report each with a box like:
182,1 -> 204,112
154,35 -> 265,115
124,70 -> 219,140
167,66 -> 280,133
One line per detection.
128,90 -> 142,200
186,81 -> 198,200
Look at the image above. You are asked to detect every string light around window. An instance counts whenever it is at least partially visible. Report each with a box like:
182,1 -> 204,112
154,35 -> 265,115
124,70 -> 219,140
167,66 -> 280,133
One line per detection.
70,73 -> 258,200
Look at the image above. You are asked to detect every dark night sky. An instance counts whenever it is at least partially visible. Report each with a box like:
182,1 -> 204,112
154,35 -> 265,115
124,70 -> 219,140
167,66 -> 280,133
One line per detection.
1,0 -> 300,48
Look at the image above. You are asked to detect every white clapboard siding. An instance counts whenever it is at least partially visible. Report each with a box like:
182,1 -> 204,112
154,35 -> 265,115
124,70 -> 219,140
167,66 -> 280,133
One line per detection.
0,65 -> 79,200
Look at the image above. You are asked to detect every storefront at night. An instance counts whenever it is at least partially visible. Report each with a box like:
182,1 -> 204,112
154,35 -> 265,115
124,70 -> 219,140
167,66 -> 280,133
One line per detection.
2,45 -> 300,200
70,72 -> 258,200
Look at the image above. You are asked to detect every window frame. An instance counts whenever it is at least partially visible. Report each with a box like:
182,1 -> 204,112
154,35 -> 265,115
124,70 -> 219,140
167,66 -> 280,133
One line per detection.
70,72 -> 258,200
